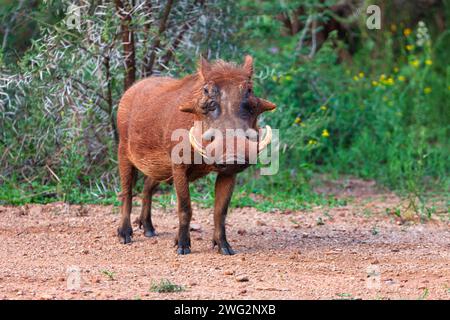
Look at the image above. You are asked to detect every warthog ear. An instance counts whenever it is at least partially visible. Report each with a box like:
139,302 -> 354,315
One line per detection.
198,55 -> 211,82
242,55 -> 253,78
258,98 -> 276,113
179,101 -> 195,113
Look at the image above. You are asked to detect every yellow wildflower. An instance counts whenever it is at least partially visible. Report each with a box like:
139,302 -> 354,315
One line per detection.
353,75 -> 359,81
425,59 -> 433,66
385,77 -> 394,86
320,105 -> 327,111
294,117 -> 302,124
322,129 -> 330,138
372,81 -> 379,86
271,75 -> 278,82
410,59 -> 420,68
358,72 -> 365,78
398,75 -> 406,82
393,67 -> 399,73
406,44 -> 414,51
424,87 -> 432,94
308,139 -> 317,146
285,75 -> 293,81
379,74 -> 386,81
403,28 -> 412,36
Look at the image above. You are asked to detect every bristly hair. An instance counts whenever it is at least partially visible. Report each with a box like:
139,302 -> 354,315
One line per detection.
200,59 -> 249,84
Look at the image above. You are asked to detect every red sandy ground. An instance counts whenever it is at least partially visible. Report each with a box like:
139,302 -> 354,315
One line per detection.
0,179 -> 448,300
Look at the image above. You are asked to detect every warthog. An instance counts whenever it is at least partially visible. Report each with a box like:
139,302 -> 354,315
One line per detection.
116,55 -> 275,254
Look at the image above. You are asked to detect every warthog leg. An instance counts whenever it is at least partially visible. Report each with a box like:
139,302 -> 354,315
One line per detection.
139,177 -> 159,237
173,165 -> 192,255
117,147 -> 137,244
212,173 -> 236,255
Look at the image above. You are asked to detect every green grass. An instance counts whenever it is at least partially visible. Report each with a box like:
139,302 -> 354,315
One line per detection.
100,270 -> 116,281
371,226 -> 379,236
150,279 -> 185,293
0,170 -> 350,213
418,288 -> 429,300
335,293 -> 357,300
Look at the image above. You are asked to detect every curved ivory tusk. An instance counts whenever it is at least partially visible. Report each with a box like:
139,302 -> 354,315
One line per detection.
189,127 -> 208,157
258,125 -> 272,154
189,126 -> 273,159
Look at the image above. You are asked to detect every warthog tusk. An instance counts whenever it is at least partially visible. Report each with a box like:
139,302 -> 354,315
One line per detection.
258,125 -> 272,154
189,127 -> 208,157
189,125 -> 273,159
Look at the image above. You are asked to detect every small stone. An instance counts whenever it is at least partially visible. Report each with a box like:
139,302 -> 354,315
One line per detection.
189,281 -> 198,286
92,277 -> 101,284
190,223 -> 202,232
224,270 -> 234,275
256,220 -> 266,226
239,289 -> 247,295
236,275 -> 249,282
81,249 -> 89,254
237,229 -> 246,235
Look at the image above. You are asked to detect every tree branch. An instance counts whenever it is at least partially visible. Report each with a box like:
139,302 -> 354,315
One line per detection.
115,0 -> 136,91
142,0 -> 174,77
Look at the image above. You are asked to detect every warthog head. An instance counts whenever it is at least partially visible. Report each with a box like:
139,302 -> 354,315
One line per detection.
179,55 -> 276,172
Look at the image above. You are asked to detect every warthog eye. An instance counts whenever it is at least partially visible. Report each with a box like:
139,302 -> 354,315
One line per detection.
202,100 -> 219,114
240,100 -> 254,117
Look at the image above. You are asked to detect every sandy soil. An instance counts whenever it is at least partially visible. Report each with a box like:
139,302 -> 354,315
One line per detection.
0,180 -> 449,300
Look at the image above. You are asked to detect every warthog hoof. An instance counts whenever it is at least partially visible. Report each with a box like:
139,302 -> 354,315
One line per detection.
213,239 -> 235,255
177,247 -> 191,255
175,237 -> 191,255
144,229 -> 157,237
138,220 -> 156,238
118,226 -> 132,244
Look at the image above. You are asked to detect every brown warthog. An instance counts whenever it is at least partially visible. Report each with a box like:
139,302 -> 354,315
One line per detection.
116,55 -> 275,255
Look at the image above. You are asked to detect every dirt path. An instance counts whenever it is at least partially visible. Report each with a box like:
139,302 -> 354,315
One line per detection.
0,184 -> 449,300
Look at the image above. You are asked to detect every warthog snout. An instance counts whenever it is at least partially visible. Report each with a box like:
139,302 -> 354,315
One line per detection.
189,125 -> 273,165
